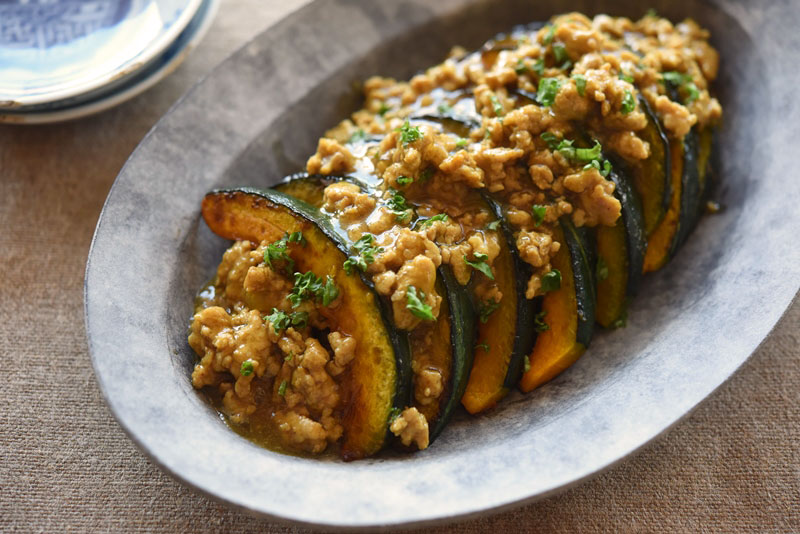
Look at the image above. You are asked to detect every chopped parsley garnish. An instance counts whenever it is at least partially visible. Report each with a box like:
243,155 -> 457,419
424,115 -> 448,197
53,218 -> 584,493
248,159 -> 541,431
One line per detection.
485,220 -> 501,231
523,356 -> 531,373
621,90 -> 636,114
572,73 -> 586,96
541,132 -> 560,150
490,94 -> 504,117
396,175 -> 413,186
618,71 -> 634,83
285,352 -> 294,362
574,140 -> 603,162
240,360 -> 255,376
406,286 -> 435,321
536,77 -> 562,107
533,310 -> 549,332
344,234 -> 383,275
322,276 -> 339,306
479,298 -> 500,323
388,406 -> 402,423
515,58 -> 528,74
378,102 -> 390,116
611,307 -> 628,329
455,138 -> 469,148
541,268 -> 562,293
398,120 -> 422,145
464,252 -> 494,280
386,189 -> 413,222
348,129 -> 368,143
476,342 -> 490,352
531,204 -> 547,227
265,308 -> 309,332
662,71 -> 700,105
437,103 -> 453,115
552,43 -> 570,69
596,257 -> 609,281
542,24 -> 556,45
645,7 -> 658,17
264,232 -> 302,274
417,213 -> 448,229
533,58 -> 545,76
584,158 -> 613,178
288,271 -> 323,307
278,380 -> 288,397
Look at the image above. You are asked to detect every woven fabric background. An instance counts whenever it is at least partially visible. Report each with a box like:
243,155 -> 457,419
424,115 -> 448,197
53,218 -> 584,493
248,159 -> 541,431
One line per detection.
1,1 -> 798,531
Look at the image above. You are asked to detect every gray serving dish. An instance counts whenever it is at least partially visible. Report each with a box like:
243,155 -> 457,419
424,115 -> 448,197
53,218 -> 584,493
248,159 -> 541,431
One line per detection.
85,0 -> 800,529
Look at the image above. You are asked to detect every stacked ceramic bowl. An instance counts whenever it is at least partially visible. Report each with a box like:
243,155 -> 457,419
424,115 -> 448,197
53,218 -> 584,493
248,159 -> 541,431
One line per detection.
0,0 -> 219,124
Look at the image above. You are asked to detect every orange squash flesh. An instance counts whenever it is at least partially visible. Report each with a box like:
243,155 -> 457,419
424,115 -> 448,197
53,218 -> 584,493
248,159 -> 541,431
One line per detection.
643,139 -> 684,273
461,229 -> 518,414
520,226 -> 585,392
595,220 -> 628,328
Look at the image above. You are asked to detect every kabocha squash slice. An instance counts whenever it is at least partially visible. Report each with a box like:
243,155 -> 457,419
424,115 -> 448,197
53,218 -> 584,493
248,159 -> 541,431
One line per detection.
201,188 -> 411,460
595,166 -> 646,327
643,138 -> 684,273
462,195 -> 538,414
274,174 -> 474,445
632,95 -> 672,236
520,218 -> 596,392
671,129 -> 702,253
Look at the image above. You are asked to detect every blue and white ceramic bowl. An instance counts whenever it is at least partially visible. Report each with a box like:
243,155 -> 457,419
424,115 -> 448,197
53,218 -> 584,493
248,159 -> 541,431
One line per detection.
0,0 -> 202,109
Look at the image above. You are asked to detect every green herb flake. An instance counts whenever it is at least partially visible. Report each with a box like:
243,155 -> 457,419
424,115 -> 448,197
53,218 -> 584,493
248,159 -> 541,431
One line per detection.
278,380 -> 288,397
387,189 -> 413,222
536,77 -> 562,107
489,94 -> 504,117
646,7 -> 658,17
288,271 -> 324,308
240,360 -> 255,377
265,308 -> 290,331
485,220 -> 501,231
574,140 -> 603,162
684,82 -> 700,104
418,213 -> 448,229
533,310 -> 549,332
662,71 -> 700,105
264,234 -> 295,274
618,71 -> 634,83
540,131 -> 560,150
531,204 -> 547,227
321,276 -> 339,306
398,120 -> 422,145
479,298 -> 500,323
476,342 -> 490,353
514,58 -> 528,74
437,103 -> 453,115
533,58 -> 545,76
418,167 -> 434,182
464,252 -> 494,280
542,24 -> 556,45
552,43 -> 569,68
611,307 -> 628,329
344,234 -> 383,275
348,129 -> 368,143
285,352 -> 294,362
541,268 -> 562,293
523,356 -> 531,373
396,175 -> 413,186
388,406 -> 402,424
596,257 -> 609,282
287,231 -> 305,245
572,73 -> 586,96
378,102 -> 390,116
455,138 -> 469,148
406,286 -> 435,321
621,90 -> 636,114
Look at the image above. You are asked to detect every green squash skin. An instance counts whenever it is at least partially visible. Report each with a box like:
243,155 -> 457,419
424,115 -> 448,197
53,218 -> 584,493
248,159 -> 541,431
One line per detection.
429,265 -> 477,443
670,129 -> 702,255
222,186 -> 414,437
633,95 -> 672,235
479,194 -> 540,390
560,217 -> 597,348
609,166 -> 647,296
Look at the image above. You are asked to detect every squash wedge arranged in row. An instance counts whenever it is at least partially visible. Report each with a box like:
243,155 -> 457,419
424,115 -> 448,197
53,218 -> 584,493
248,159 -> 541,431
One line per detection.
632,95 -> 672,237
274,174 -> 476,445
520,218 -> 596,392
201,187 -> 412,460
594,166 -> 646,328
462,195 -> 538,414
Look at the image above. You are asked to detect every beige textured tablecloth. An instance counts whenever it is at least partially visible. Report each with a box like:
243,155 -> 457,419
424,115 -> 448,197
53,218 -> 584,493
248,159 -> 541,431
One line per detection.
2,1 -> 798,531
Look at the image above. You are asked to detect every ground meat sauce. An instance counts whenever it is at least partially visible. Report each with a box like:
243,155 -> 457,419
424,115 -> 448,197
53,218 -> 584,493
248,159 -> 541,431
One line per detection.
189,12 -> 721,456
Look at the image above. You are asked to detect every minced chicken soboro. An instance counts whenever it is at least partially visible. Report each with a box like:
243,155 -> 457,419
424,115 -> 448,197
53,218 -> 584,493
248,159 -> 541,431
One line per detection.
189,12 -> 722,456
